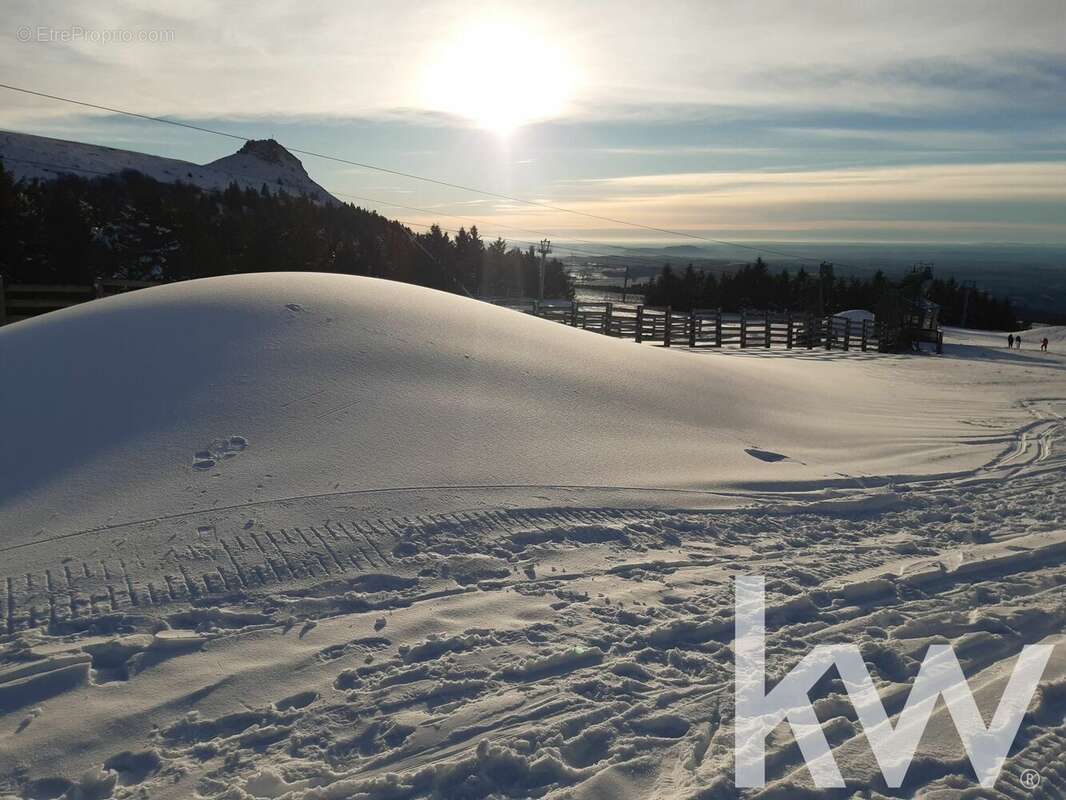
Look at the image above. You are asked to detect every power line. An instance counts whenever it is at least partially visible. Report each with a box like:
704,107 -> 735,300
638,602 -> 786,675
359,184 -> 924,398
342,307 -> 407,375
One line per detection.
0,83 -> 627,251
0,84 -> 248,142
0,151 -> 802,292
0,154 -> 527,250
1,154 -> 617,289
1,152 -> 481,294
0,82 -> 864,268
2,152 -> 835,309
328,189 -> 628,256
0,154 -> 730,301
0,153 -> 661,268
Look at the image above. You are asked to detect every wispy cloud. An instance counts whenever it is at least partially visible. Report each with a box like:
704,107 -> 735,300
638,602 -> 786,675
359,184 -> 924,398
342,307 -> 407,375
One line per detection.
570,162 -> 1066,200
2,0 -> 1064,243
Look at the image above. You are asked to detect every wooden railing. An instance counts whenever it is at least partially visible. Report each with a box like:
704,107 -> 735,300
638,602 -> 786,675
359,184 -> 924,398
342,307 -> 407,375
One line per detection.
0,278 -> 161,326
488,298 -> 898,353
1,282 -> 928,354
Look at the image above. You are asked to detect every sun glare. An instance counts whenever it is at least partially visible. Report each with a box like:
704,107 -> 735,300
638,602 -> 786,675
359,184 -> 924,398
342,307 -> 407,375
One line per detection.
422,21 -> 576,134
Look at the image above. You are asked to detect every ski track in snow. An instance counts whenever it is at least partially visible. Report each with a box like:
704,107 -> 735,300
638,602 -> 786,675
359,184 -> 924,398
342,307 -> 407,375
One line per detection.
3,399 -> 1066,799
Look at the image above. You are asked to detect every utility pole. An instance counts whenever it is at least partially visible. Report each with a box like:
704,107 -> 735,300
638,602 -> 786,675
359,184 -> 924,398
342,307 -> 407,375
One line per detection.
818,261 -> 831,318
960,279 -> 976,328
622,265 -> 630,303
537,239 -> 551,301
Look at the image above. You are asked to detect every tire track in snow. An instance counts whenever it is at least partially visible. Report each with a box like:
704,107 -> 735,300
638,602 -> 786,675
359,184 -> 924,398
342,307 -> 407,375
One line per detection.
2,401 -> 1063,641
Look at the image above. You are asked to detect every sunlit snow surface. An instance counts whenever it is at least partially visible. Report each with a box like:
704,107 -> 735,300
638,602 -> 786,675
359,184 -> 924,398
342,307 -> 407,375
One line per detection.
2,274 -> 1065,799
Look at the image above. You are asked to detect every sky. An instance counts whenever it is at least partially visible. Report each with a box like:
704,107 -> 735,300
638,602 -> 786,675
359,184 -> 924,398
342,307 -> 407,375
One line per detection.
2,0 -> 1066,248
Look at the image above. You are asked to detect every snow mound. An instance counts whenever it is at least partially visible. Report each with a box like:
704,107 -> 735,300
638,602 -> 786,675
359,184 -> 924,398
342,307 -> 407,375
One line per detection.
1025,324 -> 1066,345
0,273 -> 998,536
0,131 -> 336,203
836,309 -> 875,323
3,274 -> 1065,800
943,324 -> 1066,350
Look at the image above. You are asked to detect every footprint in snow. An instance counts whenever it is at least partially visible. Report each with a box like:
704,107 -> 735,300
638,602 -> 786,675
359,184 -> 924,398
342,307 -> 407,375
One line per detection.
745,447 -> 791,463
193,435 -> 249,470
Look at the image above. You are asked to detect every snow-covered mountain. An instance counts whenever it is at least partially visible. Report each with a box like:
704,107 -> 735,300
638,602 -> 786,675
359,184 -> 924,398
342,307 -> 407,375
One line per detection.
0,130 -> 337,203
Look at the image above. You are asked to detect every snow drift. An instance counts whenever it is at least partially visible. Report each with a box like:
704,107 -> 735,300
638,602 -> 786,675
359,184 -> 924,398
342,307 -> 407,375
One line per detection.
3,276 -> 1066,800
0,273 -> 996,537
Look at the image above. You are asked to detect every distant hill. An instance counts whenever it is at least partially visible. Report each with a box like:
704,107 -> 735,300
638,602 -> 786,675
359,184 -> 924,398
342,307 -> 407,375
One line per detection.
0,131 -> 337,204
567,241 -> 1066,319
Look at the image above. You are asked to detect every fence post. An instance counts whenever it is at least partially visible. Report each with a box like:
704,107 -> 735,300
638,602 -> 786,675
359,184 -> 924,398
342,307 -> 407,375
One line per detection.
664,307 -> 672,347
825,316 -> 833,350
807,316 -> 815,349
843,318 -> 851,351
860,319 -> 869,351
715,310 -> 722,347
0,275 -> 6,325
740,311 -> 747,348
764,311 -> 771,348
635,305 -> 644,343
604,302 -> 613,335
570,301 -> 578,327
936,330 -> 943,354
688,310 -> 697,347
786,313 -> 794,349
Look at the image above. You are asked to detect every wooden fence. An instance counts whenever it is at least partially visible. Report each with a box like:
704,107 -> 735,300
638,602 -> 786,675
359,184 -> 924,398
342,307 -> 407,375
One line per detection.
489,299 -> 897,352
0,278 -> 161,326
0,282 -> 925,354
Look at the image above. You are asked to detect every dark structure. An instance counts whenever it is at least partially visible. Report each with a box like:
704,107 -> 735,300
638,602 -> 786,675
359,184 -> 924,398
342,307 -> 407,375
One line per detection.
874,265 -> 944,353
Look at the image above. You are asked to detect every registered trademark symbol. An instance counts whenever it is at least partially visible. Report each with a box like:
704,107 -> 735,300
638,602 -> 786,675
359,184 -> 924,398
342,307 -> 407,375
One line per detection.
1021,769 -> 1041,789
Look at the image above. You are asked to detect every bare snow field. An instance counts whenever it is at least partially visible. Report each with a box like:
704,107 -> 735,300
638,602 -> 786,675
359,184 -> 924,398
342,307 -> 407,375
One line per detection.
1,274 -> 1065,799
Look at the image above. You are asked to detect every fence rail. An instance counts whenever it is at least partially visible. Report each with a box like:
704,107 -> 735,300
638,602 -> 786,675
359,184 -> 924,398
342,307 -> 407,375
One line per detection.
0,278 -> 161,326
0,282 -> 936,354
486,298 -> 915,353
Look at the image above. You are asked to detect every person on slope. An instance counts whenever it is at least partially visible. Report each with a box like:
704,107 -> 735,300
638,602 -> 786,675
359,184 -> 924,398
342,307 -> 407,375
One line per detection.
1008,334 -> 1015,349
1042,337 -> 1049,352
1016,335 -> 1023,349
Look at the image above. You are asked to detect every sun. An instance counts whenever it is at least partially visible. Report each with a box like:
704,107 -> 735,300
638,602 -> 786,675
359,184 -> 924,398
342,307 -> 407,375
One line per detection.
421,20 -> 576,134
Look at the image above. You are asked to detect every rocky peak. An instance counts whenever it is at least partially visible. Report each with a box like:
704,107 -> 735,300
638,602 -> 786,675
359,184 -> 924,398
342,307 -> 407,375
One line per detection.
235,139 -> 305,171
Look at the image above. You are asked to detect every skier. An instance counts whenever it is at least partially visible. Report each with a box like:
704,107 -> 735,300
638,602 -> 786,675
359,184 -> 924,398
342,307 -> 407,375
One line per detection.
1042,337 -> 1049,352
1016,335 -> 1023,349
1008,334 -> 1015,349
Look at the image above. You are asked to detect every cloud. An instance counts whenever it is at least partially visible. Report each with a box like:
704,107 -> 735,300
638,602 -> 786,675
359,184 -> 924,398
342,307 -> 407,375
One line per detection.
464,162 -> 1066,242
568,162 -> 1066,199
4,0 -> 1065,124
2,0 -> 1064,244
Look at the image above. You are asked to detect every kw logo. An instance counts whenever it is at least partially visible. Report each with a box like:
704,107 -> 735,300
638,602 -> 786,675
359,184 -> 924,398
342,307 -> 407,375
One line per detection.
733,576 -> 1052,788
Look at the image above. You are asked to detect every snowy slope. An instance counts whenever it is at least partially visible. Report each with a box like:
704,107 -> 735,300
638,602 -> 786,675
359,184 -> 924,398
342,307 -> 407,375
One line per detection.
0,273 -> 1011,538
1021,323 -> 1066,346
0,130 -> 337,203
2,277 -> 1066,800
944,324 -> 1066,350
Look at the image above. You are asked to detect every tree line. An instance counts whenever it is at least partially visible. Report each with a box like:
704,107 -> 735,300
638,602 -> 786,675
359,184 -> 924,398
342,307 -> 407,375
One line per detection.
0,162 -> 574,299
639,257 -> 1018,330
